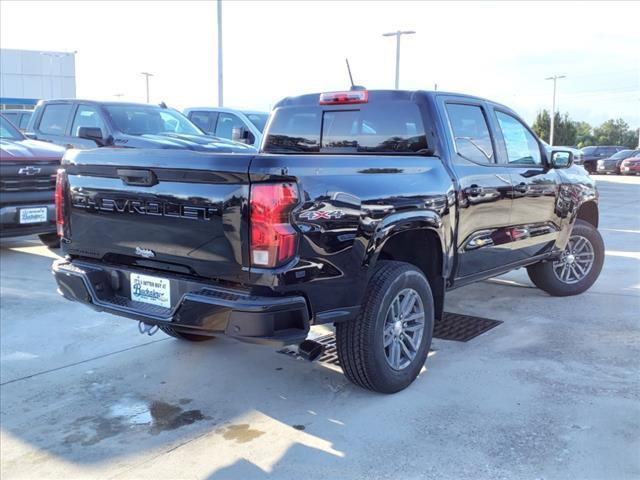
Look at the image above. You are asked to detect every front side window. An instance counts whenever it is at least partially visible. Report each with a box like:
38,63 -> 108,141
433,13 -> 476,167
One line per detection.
104,106 -> 201,136
3,112 -> 19,125
38,104 -> 73,135
495,111 -> 541,165
71,105 -> 105,136
446,103 -> 494,164
214,112 -> 244,139
244,113 -> 269,132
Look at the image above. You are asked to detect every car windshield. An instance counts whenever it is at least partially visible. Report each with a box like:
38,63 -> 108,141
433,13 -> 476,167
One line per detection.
610,150 -> 634,159
104,105 -> 202,136
0,115 -> 24,140
244,113 -> 269,132
581,146 -> 597,154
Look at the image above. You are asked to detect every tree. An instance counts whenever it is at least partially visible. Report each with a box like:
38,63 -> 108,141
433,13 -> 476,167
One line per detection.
532,110 -> 550,143
574,121 -> 595,148
593,119 -> 639,148
531,110 -> 578,146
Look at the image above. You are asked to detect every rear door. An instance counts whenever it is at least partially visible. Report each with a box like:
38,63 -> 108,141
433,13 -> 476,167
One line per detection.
489,106 -> 561,261
32,102 -> 75,147
439,97 -> 515,279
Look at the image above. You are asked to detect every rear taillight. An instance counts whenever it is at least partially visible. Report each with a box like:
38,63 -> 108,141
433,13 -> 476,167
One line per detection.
250,183 -> 298,268
319,90 -> 368,105
55,169 -> 65,237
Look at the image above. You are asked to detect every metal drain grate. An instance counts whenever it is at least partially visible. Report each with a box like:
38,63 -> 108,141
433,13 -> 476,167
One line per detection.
434,312 -> 502,342
277,312 -> 501,365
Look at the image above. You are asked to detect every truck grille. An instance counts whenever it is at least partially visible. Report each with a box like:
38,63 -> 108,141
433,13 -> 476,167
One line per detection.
0,175 -> 56,192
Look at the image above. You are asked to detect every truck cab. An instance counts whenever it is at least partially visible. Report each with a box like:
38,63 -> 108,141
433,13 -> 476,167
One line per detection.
25,99 -> 255,153
183,107 -> 268,149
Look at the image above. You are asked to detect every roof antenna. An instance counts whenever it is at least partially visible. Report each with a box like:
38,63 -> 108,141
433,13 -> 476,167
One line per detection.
345,58 -> 366,91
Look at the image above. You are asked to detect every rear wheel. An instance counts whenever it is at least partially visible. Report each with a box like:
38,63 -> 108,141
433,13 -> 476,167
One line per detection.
38,233 -> 60,249
336,261 -> 434,393
527,219 -> 604,296
158,325 -> 215,342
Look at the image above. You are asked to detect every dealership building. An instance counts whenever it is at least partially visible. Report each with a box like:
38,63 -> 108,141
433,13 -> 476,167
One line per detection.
0,48 -> 76,110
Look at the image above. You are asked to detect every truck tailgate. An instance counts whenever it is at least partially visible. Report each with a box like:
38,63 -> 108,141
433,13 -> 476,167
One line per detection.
62,148 -> 254,284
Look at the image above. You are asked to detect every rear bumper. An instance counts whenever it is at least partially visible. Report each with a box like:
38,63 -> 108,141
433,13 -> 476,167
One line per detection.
52,259 -> 310,346
0,203 -> 55,237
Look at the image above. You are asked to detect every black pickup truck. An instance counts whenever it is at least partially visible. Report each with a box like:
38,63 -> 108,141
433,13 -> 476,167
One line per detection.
52,89 -> 604,393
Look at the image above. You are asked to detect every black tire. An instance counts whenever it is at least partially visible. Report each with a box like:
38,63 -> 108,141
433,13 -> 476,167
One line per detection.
158,325 -> 215,342
335,261 -> 434,394
38,233 -> 60,249
527,219 -> 604,297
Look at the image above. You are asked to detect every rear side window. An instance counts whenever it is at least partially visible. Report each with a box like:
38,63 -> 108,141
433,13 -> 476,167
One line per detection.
446,103 -> 494,164
39,104 -> 73,135
19,113 -> 31,129
189,111 -> 217,133
264,101 -> 427,154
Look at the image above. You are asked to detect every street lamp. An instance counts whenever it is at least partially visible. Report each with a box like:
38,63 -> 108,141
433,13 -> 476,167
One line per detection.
545,74 -> 566,146
141,72 -> 154,103
217,0 -> 224,107
382,30 -> 415,89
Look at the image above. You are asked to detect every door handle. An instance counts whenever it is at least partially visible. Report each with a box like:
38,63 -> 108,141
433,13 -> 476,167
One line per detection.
514,182 -> 529,193
463,185 -> 484,197
117,169 -> 158,187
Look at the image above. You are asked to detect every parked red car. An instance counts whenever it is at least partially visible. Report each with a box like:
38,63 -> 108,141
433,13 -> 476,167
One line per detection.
620,155 -> 640,175
1,113 -> 66,247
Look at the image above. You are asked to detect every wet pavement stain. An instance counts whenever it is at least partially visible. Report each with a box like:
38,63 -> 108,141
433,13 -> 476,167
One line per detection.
62,397 -> 208,446
219,424 -> 265,444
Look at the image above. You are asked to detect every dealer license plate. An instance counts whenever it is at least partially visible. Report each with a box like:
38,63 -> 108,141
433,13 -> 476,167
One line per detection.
130,273 -> 171,309
19,207 -> 48,224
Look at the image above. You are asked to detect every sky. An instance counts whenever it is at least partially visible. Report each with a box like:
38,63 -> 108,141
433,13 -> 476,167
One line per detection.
1,0 -> 639,128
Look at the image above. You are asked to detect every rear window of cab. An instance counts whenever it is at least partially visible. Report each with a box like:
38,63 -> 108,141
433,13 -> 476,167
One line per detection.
263,101 -> 428,154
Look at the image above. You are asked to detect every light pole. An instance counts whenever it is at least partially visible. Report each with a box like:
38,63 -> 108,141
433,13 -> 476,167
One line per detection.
217,0 -> 223,107
382,30 -> 415,89
141,72 -> 154,103
545,74 -> 566,146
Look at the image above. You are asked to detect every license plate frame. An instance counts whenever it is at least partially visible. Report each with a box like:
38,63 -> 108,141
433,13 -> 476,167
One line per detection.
19,207 -> 48,224
130,273 -> 171,309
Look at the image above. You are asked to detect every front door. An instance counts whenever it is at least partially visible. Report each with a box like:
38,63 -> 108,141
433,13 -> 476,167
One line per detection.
440,99 -> 515,279
490,107 -> 561,262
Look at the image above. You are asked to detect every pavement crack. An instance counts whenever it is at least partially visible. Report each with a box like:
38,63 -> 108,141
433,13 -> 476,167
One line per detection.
0,338 -> 169,386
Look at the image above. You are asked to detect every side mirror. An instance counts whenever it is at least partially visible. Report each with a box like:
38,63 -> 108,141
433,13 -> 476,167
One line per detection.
231,127 -> 250,144
550,150 -> 573,169
24,132 -> 37,139
77,127 -> 104,145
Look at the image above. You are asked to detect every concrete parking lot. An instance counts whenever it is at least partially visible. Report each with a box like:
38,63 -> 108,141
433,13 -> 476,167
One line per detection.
1,175 -> 639,480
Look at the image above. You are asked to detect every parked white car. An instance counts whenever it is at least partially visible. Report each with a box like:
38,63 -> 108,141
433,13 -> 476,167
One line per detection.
183,107 -> 268,149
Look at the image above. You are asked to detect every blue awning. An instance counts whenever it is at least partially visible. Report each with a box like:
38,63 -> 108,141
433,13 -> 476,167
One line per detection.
0,97 -> 39,105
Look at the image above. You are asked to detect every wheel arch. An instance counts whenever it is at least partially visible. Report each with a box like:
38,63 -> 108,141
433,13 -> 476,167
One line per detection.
372,227 -> 446,321
576,200 -> 598,228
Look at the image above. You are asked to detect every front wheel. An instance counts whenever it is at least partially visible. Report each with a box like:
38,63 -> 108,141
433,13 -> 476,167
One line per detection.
527,219 -> 604,296
336,261 -> 434,393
